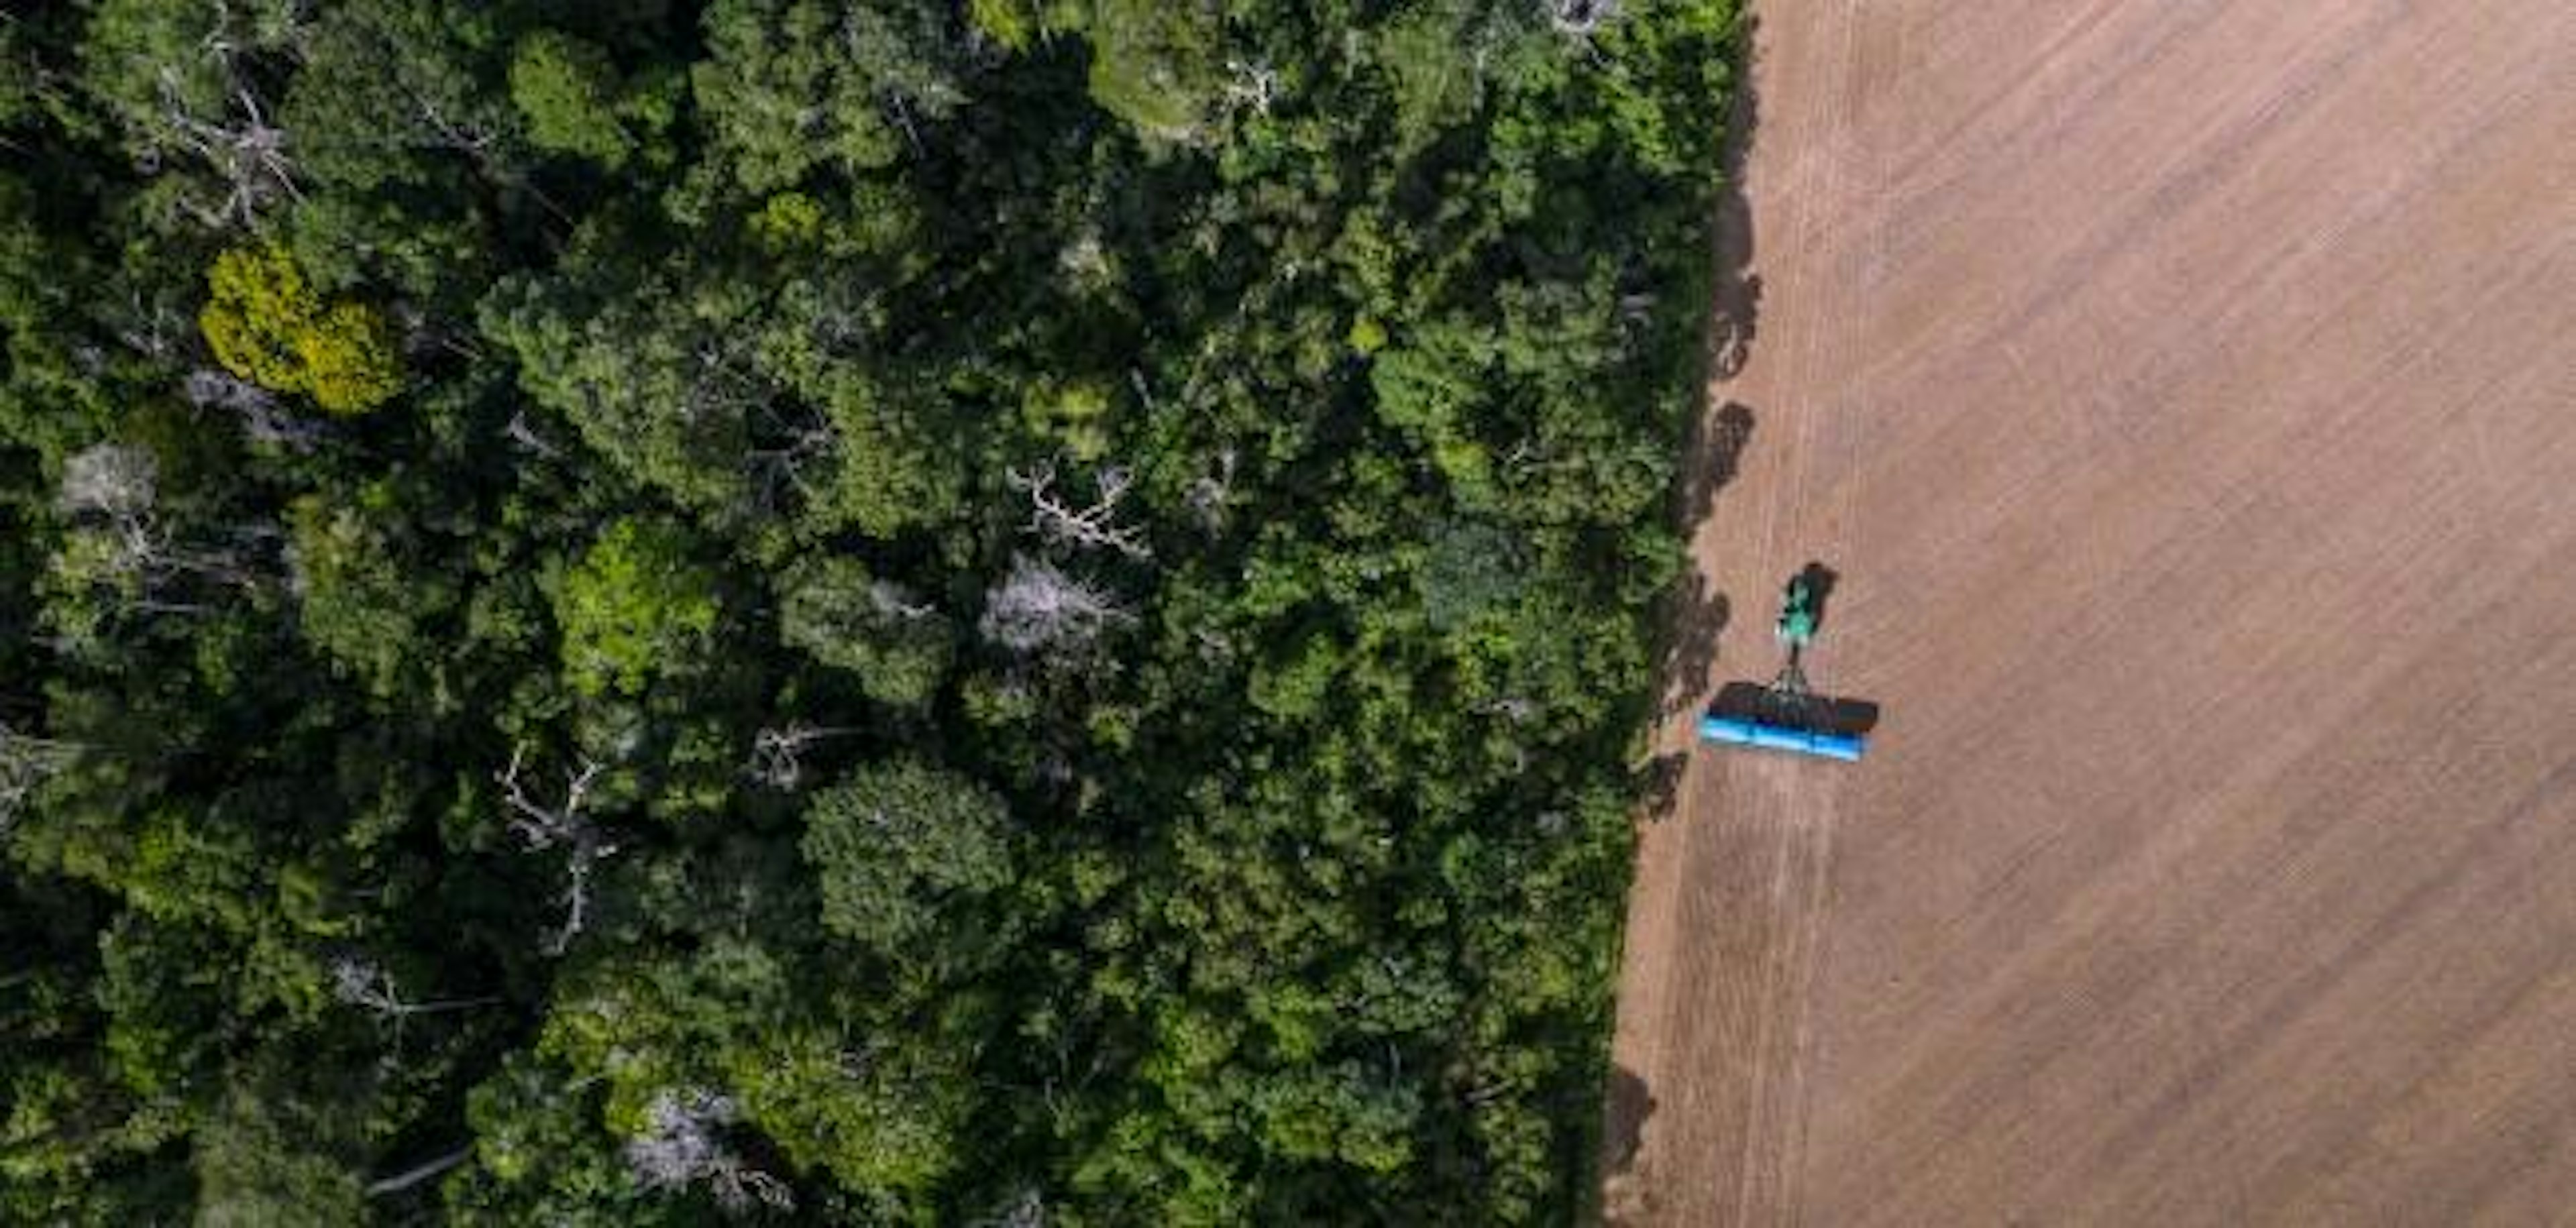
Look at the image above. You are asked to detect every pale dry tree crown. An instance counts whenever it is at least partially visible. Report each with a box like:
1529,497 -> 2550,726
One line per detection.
625,1087 -> 794,1212
979,553 -> 1131,655
183,368 -> 275,414
57,443 -> 159,522
56,444 -> 172,585
627,1089 -> 735,1190
188,368 -> 323,451
329,954 -> 405,1015
51,442 -> 268,610
1550,0 -> 1623,38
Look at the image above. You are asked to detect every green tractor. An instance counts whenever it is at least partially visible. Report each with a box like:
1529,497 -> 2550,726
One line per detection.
1697,566 -> 1870,761
1774,573 -> 1819,652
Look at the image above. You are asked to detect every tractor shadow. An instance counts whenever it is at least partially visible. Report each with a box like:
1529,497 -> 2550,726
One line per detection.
1792,560 -> 1839,632
1709,680 -> 1881,738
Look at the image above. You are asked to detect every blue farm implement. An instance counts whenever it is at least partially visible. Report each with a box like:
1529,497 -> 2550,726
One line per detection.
1697,712 -> 1866,762
1697,673 -> 1873,763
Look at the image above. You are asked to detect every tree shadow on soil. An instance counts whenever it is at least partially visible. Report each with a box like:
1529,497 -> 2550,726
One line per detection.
1636,749 -> 1690,824
1601,1065 -> 1657,1178
1654,562 -> 1733,723
1655,404 -> 1753,725
1646,40 -> 1767,799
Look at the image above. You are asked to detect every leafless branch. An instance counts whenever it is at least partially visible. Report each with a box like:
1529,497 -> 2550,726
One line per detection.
868,578 -> 936,622
411,93 -> 496,159
980,1188 -> 1049,1228
1186,447 -> 1237,532
364,1145 -> 474,1198
115,289 -> 182,359
0,723 -> 83,833
54,443 -> 264,608
503,409 -> 562,459
1223,58 -> 1279,117
496,746 -> 614,956
329,954 -> 502,1021
680,339 -> 765,426
979,554 -> 1131,656
154,71 -> 301,227
188,369 -> 325,451
58,443 -> 159,521
626,1088 -> 794,1212
1006,459 -> 1152,561
1548,0 -> 1623,38
745,722 -> 859,791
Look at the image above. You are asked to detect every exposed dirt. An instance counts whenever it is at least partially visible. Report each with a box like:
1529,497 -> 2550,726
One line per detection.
1603,1 -> 2576,1223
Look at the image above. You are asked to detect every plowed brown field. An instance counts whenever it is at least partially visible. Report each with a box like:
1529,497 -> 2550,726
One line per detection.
1601,1 -> 2576,1223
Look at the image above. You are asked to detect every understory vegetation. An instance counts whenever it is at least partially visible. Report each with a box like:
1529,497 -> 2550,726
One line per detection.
0,1 -> 1737,1221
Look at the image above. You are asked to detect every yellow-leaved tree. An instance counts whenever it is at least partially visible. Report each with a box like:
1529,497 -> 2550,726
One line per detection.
199,243 -> 402,414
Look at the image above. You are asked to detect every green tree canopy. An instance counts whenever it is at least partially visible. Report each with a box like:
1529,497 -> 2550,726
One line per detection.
800,759 -> 1014,966
553,518 -> 719,697
1,0 -> 1743,1219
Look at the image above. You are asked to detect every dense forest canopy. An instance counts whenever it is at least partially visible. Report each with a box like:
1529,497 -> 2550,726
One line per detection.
0,1 -> 1739,1221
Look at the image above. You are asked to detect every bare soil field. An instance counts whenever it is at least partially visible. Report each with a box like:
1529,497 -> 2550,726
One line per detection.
1602,1 -> 2576,1223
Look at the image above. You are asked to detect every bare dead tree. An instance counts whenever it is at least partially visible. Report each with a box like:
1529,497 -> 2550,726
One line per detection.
157,74 -> 302,229
113,288 -> 184,361
186,368 -> 325,451
868,577 -> 937,622
0,723 -> 82,834
1185,447 -> 1237,533
625,1088 -> 795,1213
1223,58 -> 1280,118
55,444 -> 191,608
1006,459 -> 1152,561
55,443 -> 262,608
1548,0 -> 1623,38
745,722 -> 859,791
184,368 -> 272,415
329,955 -> 503,1021
495,746 -> 614,956
503,409 -> 564,459
364,1146 -> 475,1199
58,443 -> 159,522
979,1188 -> 1049,1228
979,555 -> 1130,656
